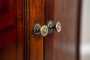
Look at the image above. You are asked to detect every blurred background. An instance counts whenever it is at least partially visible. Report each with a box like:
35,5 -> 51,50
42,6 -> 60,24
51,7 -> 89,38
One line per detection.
80,0 -> 90,60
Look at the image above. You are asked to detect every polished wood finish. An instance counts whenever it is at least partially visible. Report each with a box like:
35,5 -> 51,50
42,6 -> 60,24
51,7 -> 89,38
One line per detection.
0,0 -> 24,60
17,0 -> 24,60
44,0 -> 81,60
0,0 -> 81,60
30,0 -> 45,60
44,0 -> 55,60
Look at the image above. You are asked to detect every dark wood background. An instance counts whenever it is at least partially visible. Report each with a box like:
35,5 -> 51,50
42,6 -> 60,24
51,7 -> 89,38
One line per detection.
0,0 -> 24,60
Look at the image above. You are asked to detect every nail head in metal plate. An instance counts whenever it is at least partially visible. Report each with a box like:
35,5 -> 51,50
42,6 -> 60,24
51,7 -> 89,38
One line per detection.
55,21 -> 61,32
40,25 -> 48,36
33,24 -> 41,36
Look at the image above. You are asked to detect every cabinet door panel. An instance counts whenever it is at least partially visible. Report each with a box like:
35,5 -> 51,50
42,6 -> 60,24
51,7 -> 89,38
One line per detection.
44,0 -> 80,60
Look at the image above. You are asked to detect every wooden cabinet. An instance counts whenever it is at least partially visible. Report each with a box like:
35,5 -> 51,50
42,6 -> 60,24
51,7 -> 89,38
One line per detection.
0,0 -> 81,60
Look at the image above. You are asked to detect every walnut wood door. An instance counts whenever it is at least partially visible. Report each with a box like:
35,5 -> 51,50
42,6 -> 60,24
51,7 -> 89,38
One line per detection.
29,0 -> 81,60
0,0 -> 44,60
44,0 -> 81,60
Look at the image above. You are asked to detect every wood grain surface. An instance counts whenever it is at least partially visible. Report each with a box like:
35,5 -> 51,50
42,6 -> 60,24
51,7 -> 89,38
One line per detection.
0,0 -> 24,60
44,0 -> 81,60
30,0 -> 45,60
